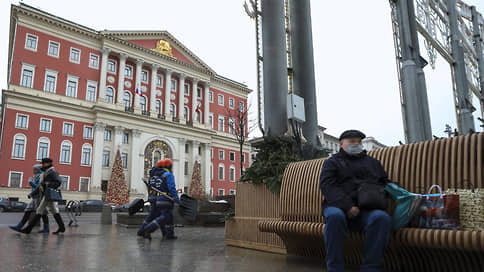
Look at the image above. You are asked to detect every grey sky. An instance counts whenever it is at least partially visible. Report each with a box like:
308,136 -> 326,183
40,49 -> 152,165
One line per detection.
1,0 -> 483,146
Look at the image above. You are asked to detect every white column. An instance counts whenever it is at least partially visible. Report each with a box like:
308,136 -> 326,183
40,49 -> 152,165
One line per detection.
90,122 -> 106,192
129,129 -> 141,193
203,143 -> 211,196
164,69 -> 172,119
178,73 -> 186,123
178,138 -> 186,191
134,59 -> 143,114
204,82 -> 210,126
150,64 -> 159,116
192,79 -> 199,123
113,126 -> 124,151
98,48 -> 111,103
117,53 -> 128,107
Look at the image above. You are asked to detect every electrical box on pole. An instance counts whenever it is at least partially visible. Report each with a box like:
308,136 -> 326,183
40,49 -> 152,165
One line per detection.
287,93 -> 305,123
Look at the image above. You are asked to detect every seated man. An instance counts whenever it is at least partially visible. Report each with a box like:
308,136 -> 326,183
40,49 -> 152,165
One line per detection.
320,130 -> 391,272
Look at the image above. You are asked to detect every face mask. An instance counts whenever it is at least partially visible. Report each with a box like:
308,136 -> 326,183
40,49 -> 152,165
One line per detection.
347,144 -> 364,155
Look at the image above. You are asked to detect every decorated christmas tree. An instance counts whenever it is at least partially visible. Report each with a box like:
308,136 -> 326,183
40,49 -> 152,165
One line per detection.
189,161 -> 205,199
105,150 -> 129,206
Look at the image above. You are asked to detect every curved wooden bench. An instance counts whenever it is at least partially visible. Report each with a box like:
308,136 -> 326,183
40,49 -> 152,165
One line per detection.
259,133 -> 484,272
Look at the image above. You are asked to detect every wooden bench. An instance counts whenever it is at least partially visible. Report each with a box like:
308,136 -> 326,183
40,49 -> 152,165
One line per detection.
259,133 -> 484,272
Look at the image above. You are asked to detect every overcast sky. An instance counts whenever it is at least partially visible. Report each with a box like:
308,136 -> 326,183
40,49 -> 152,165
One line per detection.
1,0 -> 483,146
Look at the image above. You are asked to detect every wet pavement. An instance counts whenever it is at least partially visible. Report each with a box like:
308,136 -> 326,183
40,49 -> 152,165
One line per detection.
0,213 -> 328,272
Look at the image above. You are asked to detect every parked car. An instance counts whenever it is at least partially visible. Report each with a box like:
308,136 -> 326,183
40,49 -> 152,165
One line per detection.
75,200 -> 114,212
112,201 -> 149,213
0,198 -> 27,212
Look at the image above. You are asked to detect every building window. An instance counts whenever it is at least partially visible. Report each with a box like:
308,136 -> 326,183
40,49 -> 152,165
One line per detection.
123,92 -> 131,108
60,176 -> 69,191
83,126 -> 93,139
25,34 -> 38,51
106,87 -> 114,103
156,75 -> 163,87
153,150 -> 162,165
210,163 -> 213,180
12,134 -> 26,159
89,53 -> 99,69
37,138 -> 50,160
196,112 -> 202,123
239,101 -> 245,112
70,48 -> 81,64
219,150 -> 225,160
209,91 -> 213,103
63,122 -> 74,136
79,177 -> 89,192
229,166 -> 236,182
197,87 -> 202,99
21,64 -> 35,88
102,150 -> 110,167
230,189 -> 236,195
140,96 -> 147,112
218,164 -> 225,181
66,76 -> 79,98
9,172 -> 23,188
122,133 -> 129,144
81,145 -> 92,166
86,82 -> 97,102
104,129 -> 112,141
60,141 -> 72,164
44,70 -> 58,93
183,107 -> 189,121
170,103 -> 176,116
40,118 -> 51,133
229,98 -> 234,109
107,60 -> 116,73
209,113 -> 214,129
218,94 -> 224,106
47,41 -> 60,57
125,65 -> 133,78
16,114 -> 28,129
229,152 -> 235,162
171,79 -> 177,92
198,146 -> 202,155
218,189 -> 225,196
141,70 -> 149,82
184,83 -> 190,96
185,143 -> 189,153
121,153 -> 128,168
155,100 -> 162,114
218,116 -> 225,132
184,161 -> 189,175
241,154 -> 246,164
229,118 -> 235,134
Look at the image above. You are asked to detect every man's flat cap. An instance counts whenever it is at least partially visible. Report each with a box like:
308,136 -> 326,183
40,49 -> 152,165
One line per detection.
41,158 -> 53,163
339,130 -> 366,141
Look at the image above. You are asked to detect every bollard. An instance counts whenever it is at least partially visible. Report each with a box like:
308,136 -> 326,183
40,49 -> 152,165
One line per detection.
101,204 -> 112,224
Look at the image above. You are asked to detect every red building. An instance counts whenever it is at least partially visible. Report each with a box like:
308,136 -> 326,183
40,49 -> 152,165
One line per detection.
0,3 -> 251,201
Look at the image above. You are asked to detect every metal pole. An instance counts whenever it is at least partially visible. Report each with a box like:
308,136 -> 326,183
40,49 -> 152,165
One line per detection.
447,0 -> 475,134
472,6 -> 484,120
394,0 -> 433,143
288,0 -> 320,147
261,0 -> 288,136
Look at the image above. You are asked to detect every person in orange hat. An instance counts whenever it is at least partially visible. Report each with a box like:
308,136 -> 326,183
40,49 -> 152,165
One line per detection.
140,157 -> 180,240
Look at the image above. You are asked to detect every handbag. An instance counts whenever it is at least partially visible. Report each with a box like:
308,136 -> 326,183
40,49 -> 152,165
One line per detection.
411,185 -> 459,230
445,181 -> 484,231
385,183 -> 423,231
357,180 -> 388,210
44,187 -> 63,202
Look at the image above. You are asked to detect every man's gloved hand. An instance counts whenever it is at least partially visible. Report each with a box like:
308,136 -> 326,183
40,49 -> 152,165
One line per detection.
27,194 -> 31,199
347,206 -> 360,219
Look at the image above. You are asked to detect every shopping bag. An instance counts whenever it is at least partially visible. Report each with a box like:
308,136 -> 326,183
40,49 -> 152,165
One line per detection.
44,187 -> 63,202
445,181 -> 484,231
385,183 -> 423,231
411,185 -> 459,230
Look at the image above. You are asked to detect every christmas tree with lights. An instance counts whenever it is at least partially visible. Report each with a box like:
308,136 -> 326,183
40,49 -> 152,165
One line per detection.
105,150 -> 129,206
189,161 -> 205,199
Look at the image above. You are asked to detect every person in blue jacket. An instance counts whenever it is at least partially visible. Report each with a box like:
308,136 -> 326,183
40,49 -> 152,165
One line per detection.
139,158 -> 180,240
9,164 -> 50,233
320,130 -> 391,272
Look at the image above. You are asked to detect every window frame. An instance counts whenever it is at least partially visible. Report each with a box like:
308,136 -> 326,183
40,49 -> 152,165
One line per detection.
12,133 -> 27,160
218,115 -> 225,132
107,59 -> 117,74
105,86 -> 115,103
122,132 -> 129,144
170,103 -> 176,116
47,40 -> 60,58
229,189 -> 236,195
125,65 -> 133,78
229,152 -> 235,162
62,122 -> 74,137
69,47 -> 81,64
65,74 -> 79,98
36,137 -> 50,161
229,165 -> 236,182
141,69 -> 149,83
59,175 -> 70,191
197,87 -> 203,99
156,74 -> 164,87
81,143 -> 92,166
104,129 -> 112,141
83,125 -> 94,139
86,80 -> 98,102
218,188 -> 225,196
229,98 -> 235,109
59,140 -> 73,164
44,69 -> 58,93
88,53 -> 100,69
15,113 -> 29,129
21,62 -> 36,88
121,153 -> 128,169
102,150 -> 110,167
209,113 -> 214,129
184,83 -> 190,96
217,94 -> 224,106
171,79 -> 177,93
218,150 -> 225,161
155,99 -> 162,114
209,91 -> 214,103
79,177 -> 90,192
218,163 -> 225,181
8,171 -> 23,188
140,95 -> 148,112
39,118 -> 52,133
24,33 -> 38,52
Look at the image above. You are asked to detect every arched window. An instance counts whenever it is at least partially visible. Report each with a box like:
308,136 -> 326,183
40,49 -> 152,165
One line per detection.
196,111 -> 202,122
123,92 -> 131,108
218,163 -> 225,181
183,106 -> 189,121
140,96 -> 147,112
12,134 -> 26,159
36,137 -> 50,160
106,87 -> 114,103
81,143 -> 92,166
153,149 -> 163,166
155,100 -> 162,115
60,140 -> 72,164
170,103 -> 176,116
229,165 -> 236,182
